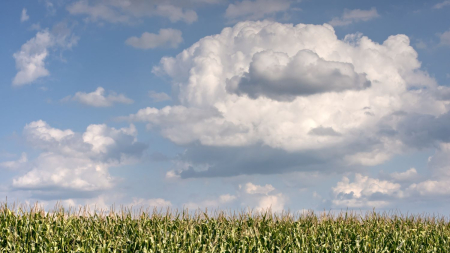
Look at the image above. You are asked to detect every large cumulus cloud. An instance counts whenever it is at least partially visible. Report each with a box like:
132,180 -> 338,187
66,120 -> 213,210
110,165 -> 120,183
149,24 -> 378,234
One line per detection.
124,21 -> 450,178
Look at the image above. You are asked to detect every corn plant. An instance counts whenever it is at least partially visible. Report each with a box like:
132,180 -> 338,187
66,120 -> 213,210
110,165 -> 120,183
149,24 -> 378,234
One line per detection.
1,202 -> 450,252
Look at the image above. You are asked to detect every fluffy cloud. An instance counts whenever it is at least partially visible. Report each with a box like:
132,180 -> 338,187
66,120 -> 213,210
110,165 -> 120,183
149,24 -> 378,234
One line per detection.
126,29 -> 183,49
244,182 -> 275,195
12,24 -> 78,86
62,87 -> 134,107
225,0 -> 291,21
329,144 -> 450,208
67,0 -> 200,24
125,21 -> 450,178
332,174 -> 403,208
329,8 -> 379,27
242,182 -> 286,212
148,91 -> 171,102
13,120 -> 147,199
21,8 -> 29,22
12,30 -> 53,86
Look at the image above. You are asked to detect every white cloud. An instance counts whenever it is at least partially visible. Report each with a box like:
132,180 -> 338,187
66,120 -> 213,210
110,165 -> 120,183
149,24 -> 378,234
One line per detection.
13,120 -> 147,199
126,29 -> 183,49
12,30 -> 53,86
12,153 -> 113,193
439,30 -> 450,46
62,87 -> 133,107
407,180 -> 450,197
219,194 -> 237,203
255,194 -> 286,212
389,168 -> 419,182
332,174 -> 403,208
330,145 -> 450,208
244,182 -> 275,195
21,8 -> 30,22
0,153 -> 27,170
24,120 -> 74,143
183,182 -> 285,212
329,8 -> 379,27
67,0 -> 199,24
184,194 -> 237,209
148,91 -> 172,102
122,20 -> 449,178
129,198 -> 172,209
433,1 -> 450,9
12,24 -> 78,86
225,0 -> 291,21
241,182 -> 286,212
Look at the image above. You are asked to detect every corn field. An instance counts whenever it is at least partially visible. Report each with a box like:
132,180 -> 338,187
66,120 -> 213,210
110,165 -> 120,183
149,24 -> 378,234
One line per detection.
1,203 -> 450,252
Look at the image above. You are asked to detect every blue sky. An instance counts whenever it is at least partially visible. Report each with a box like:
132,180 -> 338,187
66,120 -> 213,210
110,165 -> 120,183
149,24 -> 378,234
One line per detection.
1,0 -> 450,214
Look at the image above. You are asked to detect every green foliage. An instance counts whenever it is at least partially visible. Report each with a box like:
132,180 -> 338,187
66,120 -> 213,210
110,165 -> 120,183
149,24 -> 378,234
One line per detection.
1,203 -> 450,252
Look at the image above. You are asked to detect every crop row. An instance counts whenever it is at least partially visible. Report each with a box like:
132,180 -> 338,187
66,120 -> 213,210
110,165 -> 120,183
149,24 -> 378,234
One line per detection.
1,203 -> 450,252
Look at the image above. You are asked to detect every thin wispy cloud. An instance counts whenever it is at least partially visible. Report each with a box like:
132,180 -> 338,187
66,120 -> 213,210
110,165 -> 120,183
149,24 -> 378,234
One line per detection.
225,0 -> 291,21
0,153 -> 27,170
21,8 -> 29,22
439,30 -> 450,46
126,29 -> 183,49
62,87 -> 134,107
433,1 -> 450,9
148,91 -> 172,102
66,0 -> 202,24
329,7 -> 379,26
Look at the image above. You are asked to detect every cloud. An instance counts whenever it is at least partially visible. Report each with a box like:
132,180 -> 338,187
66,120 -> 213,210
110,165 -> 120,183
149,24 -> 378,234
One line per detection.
330,174 -> 450,209
244,182 -> 275,195
329,8 -> 379,27
12,120 -> 147,199
183,194 -> 237,209
126,29 -> 183,49
387,168 -> 419,183
12,30 -> 53,86
21,8 -> 29,22
129,198 -> 172,209
62,87 -> 133,107
123,21 -> 449,178
67,0 -> 200,24
433,1 -> 450,9
439,30 -> 450,46
332,174 -> 403,208
227,49 -> 370,100
241,182 -> 286,212
0,153 -> 27,170
183,182 -> 285,212
308,126 -> 341,137
255,194 -> 286,212
12,24 -> 78,86
148,91 -> 172,102
225,0 -> 291,21
329,144 -> 450,208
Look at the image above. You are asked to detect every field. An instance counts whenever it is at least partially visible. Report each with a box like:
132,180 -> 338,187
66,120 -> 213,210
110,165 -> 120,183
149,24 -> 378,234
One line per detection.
1,203 -> 450,252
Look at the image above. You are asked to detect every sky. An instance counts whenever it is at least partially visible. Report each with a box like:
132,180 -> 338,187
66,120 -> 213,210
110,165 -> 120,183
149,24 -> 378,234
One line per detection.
1,0 -> 450,214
